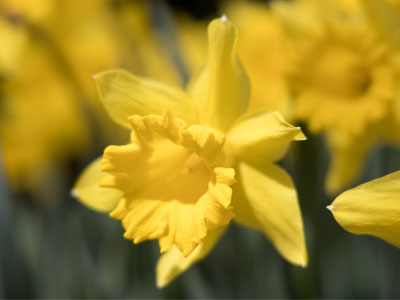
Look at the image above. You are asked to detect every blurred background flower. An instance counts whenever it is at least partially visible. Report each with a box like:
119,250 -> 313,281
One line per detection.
272,0 -> 400,194
1,0 -> 400,298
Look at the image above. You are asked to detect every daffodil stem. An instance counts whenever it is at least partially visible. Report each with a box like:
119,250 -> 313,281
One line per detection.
291,127 -> 325,298
0,140 -> 15,294
0,141 -> 12,233
280,257 -> 298,298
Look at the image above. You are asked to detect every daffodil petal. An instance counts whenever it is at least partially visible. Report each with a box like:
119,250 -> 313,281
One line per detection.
72,157 -> 122,212
328,171 -> 400,248
325,132 -> 374,194
187,17 -> 250,132
227,110 -> 306,164
94,69 -> 197,128
233,162 -> 308,266
156,226 -> 226,288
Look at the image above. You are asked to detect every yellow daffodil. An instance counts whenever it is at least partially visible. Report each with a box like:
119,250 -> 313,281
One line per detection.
0,38 -> 89,189
47,0 -> 123,102
176,1 -> 291,118
328,171 -> 400,248
0,36 -> 91,188
273,0 -> 400,193
73,17 -> 308,287
0,1 -> 134,188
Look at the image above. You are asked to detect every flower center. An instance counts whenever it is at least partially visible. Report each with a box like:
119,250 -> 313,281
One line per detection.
181,152 -> 206,174
146,138 -> 209,204
311,47 -> 371,98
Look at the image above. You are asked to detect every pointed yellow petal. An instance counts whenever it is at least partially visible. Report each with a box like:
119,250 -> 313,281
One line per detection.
329,171 -> 400,248
325,131 -> 374,194
233,162 -> 308,266
72,158 -> 122,212
228,110 -> 306,163
94,69 -> 197,128
156,226 -> 226,288
187,17 -> 250,132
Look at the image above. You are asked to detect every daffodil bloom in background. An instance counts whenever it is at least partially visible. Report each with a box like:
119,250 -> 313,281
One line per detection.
362,0 -> 400,50
0,0 -> 53,24
176,0 -> 292,118
327,171 -> 400,248
0,0 -> 184,190
273,0 -> 400,193
73,17 -> 308,287
362,0 -> 400,128
325,0 -> 400,252
0,0 -> 119,189
0,20 -> 91,189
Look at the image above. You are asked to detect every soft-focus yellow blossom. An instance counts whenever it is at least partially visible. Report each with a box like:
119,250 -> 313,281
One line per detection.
0,2 -> 115,188
0,37 -> 90,188
273,0 -> 363,30
0,18 -> 27,76
328,171 -> 400,248
0,0 -> 125,100
362,0 -> 400,50
0,0 -> 53,23
35,0 -> 128,135
1,0 -> 164,189
361,0 -> 400,125
73,17 -> 308,287
289,23 -> 397,136
176,1 -> 291,117
273,0 -> 400,193
1,0 -> 189,191
48,0 -> 122,102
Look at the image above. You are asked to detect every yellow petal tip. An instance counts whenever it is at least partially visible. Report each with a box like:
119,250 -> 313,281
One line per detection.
92,73 -> 98,80
156,282 -> 165,289
295,127 -> 307,141
221,14 -> 228,23
326,205 -> 335,211
301,260 -> 307,268
70,189 -> 79,199
156,277 -> 169,289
